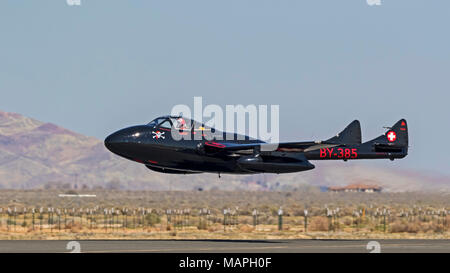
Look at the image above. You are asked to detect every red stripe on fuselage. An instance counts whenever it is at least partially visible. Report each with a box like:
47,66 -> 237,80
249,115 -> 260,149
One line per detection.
205,141 -> 226,148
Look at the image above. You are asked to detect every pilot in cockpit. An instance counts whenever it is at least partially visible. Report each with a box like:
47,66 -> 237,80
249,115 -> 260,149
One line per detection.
176,117 -> 187,130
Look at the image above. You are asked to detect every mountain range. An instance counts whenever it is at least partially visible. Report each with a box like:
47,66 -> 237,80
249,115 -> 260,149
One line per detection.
0,110 -> 449,192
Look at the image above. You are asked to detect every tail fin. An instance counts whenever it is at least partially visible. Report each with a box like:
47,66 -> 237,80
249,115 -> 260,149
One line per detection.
389,119 -> 408,147
364,119 -> 408,146
362,119 -> 408,158
326,120 -> 362,145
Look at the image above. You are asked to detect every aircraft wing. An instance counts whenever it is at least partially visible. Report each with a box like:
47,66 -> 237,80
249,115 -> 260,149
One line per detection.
202,120 -> 361,154
203,141 -> 339,153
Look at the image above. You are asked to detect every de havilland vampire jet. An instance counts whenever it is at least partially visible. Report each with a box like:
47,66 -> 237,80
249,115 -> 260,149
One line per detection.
105,116 -> 408,175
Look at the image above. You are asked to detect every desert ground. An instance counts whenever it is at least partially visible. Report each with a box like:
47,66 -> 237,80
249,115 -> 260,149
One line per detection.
0,189 -> 448,240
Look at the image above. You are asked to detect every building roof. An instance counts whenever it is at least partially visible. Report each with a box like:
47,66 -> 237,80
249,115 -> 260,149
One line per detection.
328,183 -> 382,191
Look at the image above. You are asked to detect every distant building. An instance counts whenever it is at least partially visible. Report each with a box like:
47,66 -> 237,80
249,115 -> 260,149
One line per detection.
328,183 -> 382,193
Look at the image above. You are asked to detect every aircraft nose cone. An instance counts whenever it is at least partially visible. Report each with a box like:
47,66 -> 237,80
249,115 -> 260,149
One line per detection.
104,133 -> 115,152
104,130 -> 126,152
104,125 -> 149,156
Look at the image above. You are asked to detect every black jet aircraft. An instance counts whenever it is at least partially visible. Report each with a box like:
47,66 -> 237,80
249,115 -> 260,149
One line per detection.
105,116 -> 408,175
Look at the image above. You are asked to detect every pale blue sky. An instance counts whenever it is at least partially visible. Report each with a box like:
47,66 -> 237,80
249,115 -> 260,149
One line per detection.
0,1 -> 449,175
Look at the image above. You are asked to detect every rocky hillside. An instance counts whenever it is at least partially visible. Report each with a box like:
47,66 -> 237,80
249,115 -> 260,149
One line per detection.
0,110 -> 448,192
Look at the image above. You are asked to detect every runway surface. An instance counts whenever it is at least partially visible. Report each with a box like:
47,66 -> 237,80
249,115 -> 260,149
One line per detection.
0,239 -> 449,253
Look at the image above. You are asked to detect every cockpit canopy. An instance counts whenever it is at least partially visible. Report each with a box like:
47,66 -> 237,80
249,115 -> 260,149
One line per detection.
147,116 -> 219,135
147,116 -> 194,130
